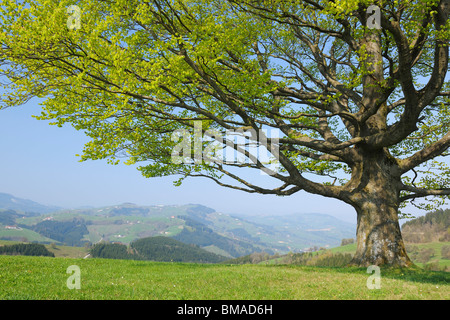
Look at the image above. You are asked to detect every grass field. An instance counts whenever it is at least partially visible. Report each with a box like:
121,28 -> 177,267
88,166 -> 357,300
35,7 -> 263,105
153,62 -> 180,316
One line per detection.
0,255 -> 448,300
325,242 -> 450,270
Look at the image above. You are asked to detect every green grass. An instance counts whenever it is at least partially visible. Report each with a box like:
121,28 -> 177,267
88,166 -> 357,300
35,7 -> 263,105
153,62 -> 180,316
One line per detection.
15,212 -> 186,246
0,227 -> 55,243
327,242 -> 450,270
0,255 -> 448,300
405,242 -> 450,269
1,240 -> 89,258
328,242 -> 357,254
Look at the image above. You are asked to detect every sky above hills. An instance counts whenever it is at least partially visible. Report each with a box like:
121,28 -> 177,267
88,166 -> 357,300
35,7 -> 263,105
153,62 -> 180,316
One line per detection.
0,97 -> 440,224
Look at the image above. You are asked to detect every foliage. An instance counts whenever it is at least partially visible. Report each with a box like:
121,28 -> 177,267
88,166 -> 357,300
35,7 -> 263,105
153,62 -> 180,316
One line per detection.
89,242 -> 132,260
402,208 -> 450,229
423,261 -> 444,272
416,247 -> 436,263
441,245 -> 450,259
223,251 -> 275,264
0,209 -> 24,225
173,216 -> 261,257
30,218 -> 90,246
131,236 -> 227,263
401,208 -> 450,243
1,0 -> 450,266
282,251 -> 353,267
0,0 -> 448,205
90,236 -> 228,263
0,243 -> 54,257
226,249 -> 353,267
340,238 -> 355,246
404,241 -> 450,271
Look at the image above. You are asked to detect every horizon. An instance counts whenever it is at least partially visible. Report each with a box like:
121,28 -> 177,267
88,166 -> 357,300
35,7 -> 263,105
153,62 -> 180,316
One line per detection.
0,189 -> 358,223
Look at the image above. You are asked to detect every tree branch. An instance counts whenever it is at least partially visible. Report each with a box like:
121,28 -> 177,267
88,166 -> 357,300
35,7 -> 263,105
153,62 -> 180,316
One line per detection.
399,131 -> 450,174
400,184 -> 450,202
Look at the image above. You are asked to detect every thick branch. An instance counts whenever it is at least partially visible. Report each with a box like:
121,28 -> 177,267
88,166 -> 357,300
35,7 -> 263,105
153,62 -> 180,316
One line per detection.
400,184 -> 450,202
399,131 -> 450,174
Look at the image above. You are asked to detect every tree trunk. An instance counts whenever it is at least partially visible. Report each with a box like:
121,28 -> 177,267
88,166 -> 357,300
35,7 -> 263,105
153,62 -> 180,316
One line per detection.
351,199 -> 412,267
347,151 -> 413,267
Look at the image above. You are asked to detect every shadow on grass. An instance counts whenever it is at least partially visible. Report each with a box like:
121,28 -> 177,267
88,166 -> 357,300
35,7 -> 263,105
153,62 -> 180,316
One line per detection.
300,264 -> 450,285
378,266 -> 450,285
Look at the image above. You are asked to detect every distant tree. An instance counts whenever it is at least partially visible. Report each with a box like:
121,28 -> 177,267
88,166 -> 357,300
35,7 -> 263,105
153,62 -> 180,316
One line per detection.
423,261 -> 442,271
130,236 -> 227,263
405,244 -> 420,261
417,247 -> 435,263
90,242 -> 131,260
31,219 -> 89,246
402,209 -> 450,242
1,0 -> 450,266
341,238 -> 355,246
0,243 -> 55,257
282,250 -> 352,267
312,252 -> 353,267
441,245 -> 450,259
249,252 -> 270,264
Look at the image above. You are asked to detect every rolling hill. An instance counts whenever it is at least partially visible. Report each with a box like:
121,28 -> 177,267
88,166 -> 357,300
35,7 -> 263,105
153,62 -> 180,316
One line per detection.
0,193 -> 62,214
0,194 -> 356,258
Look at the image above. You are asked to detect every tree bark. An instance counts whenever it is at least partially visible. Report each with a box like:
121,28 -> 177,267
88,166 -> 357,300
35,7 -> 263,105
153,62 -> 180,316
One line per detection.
346,150 -> 413,267
351,197 -> 412,267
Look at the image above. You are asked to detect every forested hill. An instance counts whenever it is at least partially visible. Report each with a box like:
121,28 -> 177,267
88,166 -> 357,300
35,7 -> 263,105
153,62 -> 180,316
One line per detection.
0,193 -> 357,256
401,209 -> 450,243
90,236 -> 228,263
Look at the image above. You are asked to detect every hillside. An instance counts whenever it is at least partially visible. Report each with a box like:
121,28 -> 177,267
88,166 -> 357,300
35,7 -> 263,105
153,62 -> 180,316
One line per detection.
238,212 -> 356,249
0,193 -> 61,214
0,243 -> 55,257
401,209 -> 450,243
1,193 -> 449,271
241,210 -> 450,271
0,193 -> 356,258
89,236 -> 227,263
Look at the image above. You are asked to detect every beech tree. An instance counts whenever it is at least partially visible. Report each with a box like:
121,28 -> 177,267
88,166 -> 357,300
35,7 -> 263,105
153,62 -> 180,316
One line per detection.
1,0 -> 449,267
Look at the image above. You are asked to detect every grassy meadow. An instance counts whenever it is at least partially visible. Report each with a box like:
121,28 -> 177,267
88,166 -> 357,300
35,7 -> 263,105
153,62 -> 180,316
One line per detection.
0,255 -> 448,300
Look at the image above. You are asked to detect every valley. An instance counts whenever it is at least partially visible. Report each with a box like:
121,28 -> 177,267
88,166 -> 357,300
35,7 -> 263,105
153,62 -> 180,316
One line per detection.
2,192 -> 448,271
0,192 -> 356,258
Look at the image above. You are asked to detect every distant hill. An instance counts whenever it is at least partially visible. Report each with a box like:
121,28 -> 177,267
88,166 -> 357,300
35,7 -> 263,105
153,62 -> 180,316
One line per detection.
131,236 -> 227,263
0,209 -> 26,225
0,193 -> 62,214
29,218 -> 90,246
90,236 -> 227,263
233,212 -> 356,250
0,193 -> 356,257
172,215 -> 262,258
401,209 -> 450,243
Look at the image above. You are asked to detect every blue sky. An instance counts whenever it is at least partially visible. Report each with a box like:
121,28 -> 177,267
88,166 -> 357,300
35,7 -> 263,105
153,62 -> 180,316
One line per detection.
0,97 -> 363,222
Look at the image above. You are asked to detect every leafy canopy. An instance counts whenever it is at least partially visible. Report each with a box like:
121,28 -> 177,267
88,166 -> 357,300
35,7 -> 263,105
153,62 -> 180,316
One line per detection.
0,0 -> 449,215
